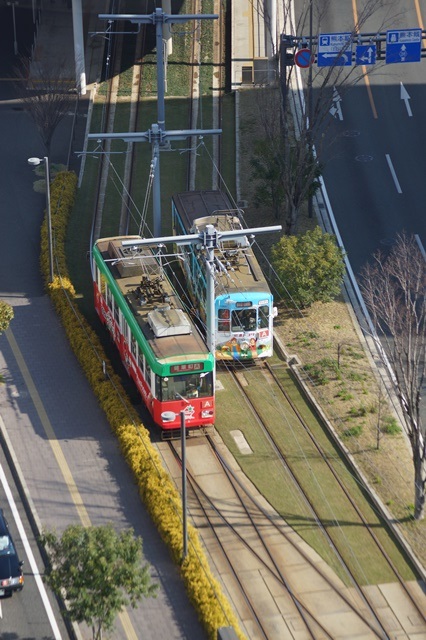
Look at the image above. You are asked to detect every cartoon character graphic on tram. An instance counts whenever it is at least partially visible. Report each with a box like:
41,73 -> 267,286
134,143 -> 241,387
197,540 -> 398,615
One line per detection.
171,190 -> 277,361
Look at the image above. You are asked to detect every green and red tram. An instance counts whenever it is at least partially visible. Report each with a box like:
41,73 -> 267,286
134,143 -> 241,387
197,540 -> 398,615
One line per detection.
92,236 -> 215,434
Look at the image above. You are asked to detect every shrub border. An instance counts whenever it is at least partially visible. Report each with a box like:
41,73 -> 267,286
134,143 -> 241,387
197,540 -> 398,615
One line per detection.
40,171 -> 245,640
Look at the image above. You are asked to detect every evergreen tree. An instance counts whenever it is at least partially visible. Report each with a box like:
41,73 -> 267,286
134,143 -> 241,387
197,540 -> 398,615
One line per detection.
271,226 -> 345,308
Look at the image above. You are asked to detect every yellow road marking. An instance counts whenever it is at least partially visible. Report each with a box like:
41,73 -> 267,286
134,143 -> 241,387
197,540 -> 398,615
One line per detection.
414,0 -> 424,30
352,0 -> 378,119
5,328 -> 137,638
6,329 -> 91,527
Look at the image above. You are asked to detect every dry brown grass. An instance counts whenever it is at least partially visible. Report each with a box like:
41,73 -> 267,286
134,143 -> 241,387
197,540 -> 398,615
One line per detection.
238,89 -> 426,571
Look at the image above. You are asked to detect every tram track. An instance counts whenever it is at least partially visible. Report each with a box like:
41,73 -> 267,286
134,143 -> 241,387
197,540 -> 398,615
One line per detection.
166,432 -> 401,639
91,0 -> 225,237
167,437 -> 326,639
186,0 -> 225,190
225,360 -> 426,634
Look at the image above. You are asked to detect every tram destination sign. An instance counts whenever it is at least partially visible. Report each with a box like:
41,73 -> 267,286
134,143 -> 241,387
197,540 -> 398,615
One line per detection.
385,29 -> 422,64
170,363 -> 204,373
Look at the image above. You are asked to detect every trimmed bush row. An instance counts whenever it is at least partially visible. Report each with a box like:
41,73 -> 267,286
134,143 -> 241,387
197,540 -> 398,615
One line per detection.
40,171 -> 245,640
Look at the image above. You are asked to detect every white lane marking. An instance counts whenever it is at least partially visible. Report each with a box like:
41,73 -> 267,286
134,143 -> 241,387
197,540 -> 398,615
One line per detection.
385,154 -> 402,194
400,82 -> 413,117
0,464 -> 62,639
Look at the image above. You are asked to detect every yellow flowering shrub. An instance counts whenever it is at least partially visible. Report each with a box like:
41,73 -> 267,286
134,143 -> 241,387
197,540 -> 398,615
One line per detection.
39,172 -> 245,640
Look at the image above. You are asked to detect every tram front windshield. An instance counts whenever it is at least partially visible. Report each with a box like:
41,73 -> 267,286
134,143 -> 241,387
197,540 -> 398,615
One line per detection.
230,305 -> 269,331
159,372 -> 213,402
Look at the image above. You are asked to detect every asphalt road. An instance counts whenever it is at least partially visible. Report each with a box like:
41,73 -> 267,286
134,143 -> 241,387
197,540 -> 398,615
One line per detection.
0,445 -> 69,639
305,0 -> 426,275
293,0 -> 426,428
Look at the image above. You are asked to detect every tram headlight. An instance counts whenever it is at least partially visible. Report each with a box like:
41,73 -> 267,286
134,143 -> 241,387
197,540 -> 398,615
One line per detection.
161,411 -> 176,423
202,409 -> 214,418
241,342 -> 249,351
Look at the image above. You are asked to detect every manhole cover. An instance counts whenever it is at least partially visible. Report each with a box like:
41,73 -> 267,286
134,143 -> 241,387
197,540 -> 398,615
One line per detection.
342,130 -> 360,137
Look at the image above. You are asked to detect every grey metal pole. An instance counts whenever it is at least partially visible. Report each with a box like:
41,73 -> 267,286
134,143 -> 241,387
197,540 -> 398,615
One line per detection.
8,2 -> 18,56
71,0 -> 87,95
181,410 -> 188,561
44,157 -> 54,283
96,10 -> 218,238
204,225 -> 216,355
151,127 -> 161,237
155,8 -> 166,132
308,1 -> 314,218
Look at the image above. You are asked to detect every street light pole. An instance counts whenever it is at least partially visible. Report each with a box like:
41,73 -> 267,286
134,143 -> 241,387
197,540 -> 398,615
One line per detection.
180,409 -> 188,561
28,156 -> 54,283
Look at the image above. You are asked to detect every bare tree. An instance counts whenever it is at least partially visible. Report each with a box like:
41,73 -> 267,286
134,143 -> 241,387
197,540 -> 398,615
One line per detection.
15,58 -> 76,155
249,0 -> 401,234
360,233 -> 426,521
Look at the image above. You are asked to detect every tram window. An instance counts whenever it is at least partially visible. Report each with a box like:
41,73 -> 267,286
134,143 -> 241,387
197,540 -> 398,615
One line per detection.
156,375 -> 163,400
113,300 -> 119,324
218,308 -> 230,332
145,362 -> 152,389
259,305 -> 269,329
130,333 -> 137,358
196,372 -> 213,397
106,286 -> 112,308
138,353 -> 144,373
99,273 -> 107,296
232,309 -> 256,331
160,372 -> 213,402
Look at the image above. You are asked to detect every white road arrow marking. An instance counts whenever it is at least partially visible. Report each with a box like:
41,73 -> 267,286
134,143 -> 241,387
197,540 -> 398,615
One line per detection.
400,82 -> 413,117
329,87 -> 343,121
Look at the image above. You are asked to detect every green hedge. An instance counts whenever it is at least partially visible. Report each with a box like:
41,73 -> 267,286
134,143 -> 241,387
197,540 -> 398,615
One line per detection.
40,171 -> 245,640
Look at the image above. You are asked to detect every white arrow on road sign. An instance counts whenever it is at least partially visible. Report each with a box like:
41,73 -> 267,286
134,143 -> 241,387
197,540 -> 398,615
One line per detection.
329,86 -> 343,121
400,82 -> 412,116
322,52 -> 349,63
360,47 -> 374,63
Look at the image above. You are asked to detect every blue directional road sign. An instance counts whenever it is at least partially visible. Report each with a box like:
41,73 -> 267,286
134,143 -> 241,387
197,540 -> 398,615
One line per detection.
356,44 -> 377,65
317,32 -> 353,67
386,29 -> 422,64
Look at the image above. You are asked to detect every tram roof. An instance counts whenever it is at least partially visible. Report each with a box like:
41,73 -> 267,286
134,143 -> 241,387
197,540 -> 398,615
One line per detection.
172,191 -> 271,297
94,237 -> 211,368
172,190 -> 238,231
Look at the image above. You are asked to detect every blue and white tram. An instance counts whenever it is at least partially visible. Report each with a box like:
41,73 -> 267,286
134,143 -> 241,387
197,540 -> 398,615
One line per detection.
172,190 -> 277,361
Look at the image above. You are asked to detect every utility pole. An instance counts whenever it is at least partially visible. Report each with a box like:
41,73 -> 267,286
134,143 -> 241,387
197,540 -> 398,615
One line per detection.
279,34 -> 295,118
121,224 -> 282,356
92,8 -> 220,237
88,126 -> 221,237
308,0 -> 314,218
